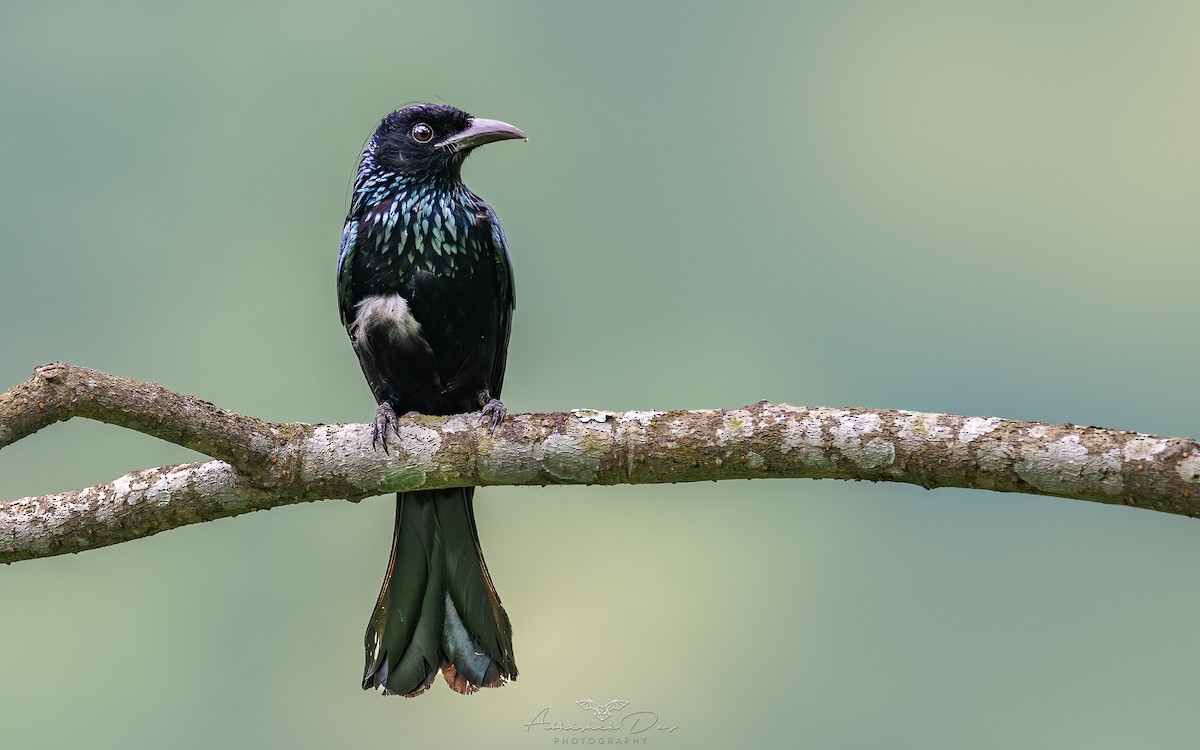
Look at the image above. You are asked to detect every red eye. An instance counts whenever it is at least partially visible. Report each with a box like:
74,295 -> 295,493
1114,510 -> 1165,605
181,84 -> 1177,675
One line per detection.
411,123 -> 434,143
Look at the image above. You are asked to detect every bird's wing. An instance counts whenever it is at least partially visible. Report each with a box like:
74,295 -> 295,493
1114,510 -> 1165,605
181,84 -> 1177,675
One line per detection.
336,218 -> 359,327
484,204 -> 515,396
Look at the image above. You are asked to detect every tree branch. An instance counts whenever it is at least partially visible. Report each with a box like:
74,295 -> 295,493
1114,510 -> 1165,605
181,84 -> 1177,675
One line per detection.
3,363 -> 1198,564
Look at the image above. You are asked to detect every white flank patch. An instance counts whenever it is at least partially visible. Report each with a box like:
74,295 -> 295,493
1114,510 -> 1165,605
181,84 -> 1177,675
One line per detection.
353,294 -> 425,345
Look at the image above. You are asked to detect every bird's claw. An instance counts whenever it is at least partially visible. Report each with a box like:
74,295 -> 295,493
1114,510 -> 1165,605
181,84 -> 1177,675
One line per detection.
371,402 -> 402,453
477,389 -> 507,435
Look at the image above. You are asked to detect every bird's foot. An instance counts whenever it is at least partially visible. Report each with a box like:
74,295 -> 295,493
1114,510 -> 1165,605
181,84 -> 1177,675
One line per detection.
371,402 -> 402,453
477,389 -> 507,435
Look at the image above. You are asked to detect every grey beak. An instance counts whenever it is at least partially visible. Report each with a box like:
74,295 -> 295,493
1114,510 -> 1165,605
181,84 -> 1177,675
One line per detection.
437,117 -> 527,153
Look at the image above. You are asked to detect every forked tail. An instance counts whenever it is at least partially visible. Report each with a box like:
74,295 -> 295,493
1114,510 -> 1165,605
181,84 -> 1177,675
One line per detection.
362,488 -> 517,696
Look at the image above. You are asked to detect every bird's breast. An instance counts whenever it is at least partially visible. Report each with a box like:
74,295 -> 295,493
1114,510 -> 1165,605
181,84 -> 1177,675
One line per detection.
358,191 -> 493,281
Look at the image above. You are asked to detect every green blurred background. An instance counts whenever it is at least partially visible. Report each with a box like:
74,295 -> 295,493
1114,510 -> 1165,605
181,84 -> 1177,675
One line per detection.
2,1 -> 1198,747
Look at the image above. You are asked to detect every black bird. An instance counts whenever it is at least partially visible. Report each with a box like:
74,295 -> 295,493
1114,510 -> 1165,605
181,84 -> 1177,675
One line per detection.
336,103 -> 525,696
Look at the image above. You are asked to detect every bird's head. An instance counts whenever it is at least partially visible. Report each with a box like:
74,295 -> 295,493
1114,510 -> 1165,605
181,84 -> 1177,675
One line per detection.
365,103 -> 526,182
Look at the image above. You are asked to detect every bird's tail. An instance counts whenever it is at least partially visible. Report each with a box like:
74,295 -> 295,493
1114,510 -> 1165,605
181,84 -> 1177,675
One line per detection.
362,488 -> 517,696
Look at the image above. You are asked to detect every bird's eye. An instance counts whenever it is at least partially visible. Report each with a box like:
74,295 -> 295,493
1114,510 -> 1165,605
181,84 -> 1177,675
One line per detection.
411,123 -> 434,143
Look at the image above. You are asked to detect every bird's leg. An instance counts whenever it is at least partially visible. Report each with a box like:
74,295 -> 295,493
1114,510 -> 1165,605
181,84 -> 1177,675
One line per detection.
371,402 -> 403,453
477,388 -> 507,434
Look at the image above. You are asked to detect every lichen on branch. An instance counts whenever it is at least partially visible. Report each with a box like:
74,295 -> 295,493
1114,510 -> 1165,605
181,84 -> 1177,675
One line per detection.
2,363 -> 1197,564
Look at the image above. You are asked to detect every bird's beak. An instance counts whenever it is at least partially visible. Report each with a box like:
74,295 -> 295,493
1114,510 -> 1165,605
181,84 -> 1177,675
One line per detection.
437,117 -> 527,153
